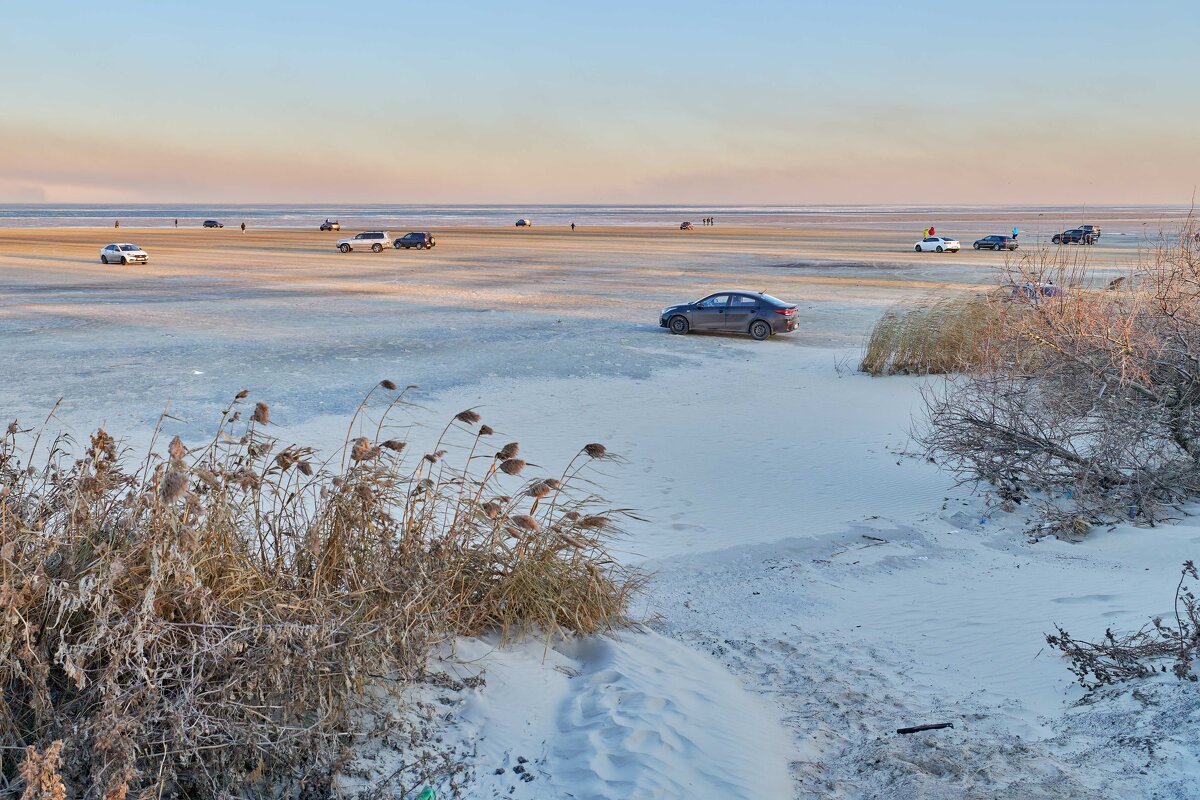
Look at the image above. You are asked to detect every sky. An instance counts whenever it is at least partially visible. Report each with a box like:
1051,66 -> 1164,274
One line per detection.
2,0 -> 1198,205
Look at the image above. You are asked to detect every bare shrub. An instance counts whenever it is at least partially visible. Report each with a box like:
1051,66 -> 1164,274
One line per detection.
1047,561 -> 1200,689
920,221 -> 1200,532
0,390 -> 638,797
860,292 -> 1007,376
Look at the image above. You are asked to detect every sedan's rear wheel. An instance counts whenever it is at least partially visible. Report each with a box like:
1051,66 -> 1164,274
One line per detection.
371,243 -> 383,253
668,316 -> 689,335
339,244 -> 351,253
749,320 -> 771,341
100,255 -> 108,264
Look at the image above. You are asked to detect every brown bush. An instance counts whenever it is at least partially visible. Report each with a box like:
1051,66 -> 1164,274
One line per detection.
0,388 -> 639,797
1047,561 -> 1200,689
920,220 -> 1200,532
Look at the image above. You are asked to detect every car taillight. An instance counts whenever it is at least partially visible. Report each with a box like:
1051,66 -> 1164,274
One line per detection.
774,308 -> 795,315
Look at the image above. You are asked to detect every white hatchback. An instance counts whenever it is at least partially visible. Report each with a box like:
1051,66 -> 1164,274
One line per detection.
336,231 -> 391,253
914,236 -> 960,252
100,243 -> 149,264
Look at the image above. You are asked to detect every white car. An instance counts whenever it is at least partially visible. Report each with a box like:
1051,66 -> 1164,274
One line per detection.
336,231 -> 391,253
914,236 -> 960,253
100,243 -> 148,264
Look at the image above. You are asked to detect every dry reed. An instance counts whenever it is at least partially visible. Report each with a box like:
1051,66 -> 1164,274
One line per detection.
860,292 -> 1007,376
0,389 -> 639,797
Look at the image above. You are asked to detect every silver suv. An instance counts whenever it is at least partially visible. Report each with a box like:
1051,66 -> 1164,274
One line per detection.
336,231 -> 391,253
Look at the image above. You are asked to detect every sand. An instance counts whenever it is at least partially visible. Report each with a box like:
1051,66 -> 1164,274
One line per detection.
3,220 -> 1198,798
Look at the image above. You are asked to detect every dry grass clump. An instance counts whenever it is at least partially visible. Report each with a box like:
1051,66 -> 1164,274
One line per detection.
0,389 -> 639,797
859,293 -> 1008,376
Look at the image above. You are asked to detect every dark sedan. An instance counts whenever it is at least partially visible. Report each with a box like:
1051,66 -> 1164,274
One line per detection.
203,220 -> 224,228
660,291 -> 798,340
973,235 -> 1018,251
394,232 -> 436,249
1053,228 -> 1096,245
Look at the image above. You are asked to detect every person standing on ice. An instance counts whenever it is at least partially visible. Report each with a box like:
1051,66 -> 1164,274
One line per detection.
1012,225 -> 1019,240
240,222 -> 246,234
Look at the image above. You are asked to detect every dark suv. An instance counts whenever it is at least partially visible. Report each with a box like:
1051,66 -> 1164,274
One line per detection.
660,291 -> 798,340
203,220 -> 223,228
1053,228 -> 1097,245
973,235 -> 1018,251
394,232 -> 436,250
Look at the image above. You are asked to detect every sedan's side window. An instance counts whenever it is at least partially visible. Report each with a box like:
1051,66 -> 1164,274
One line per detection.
730,296 -> 757,307
698,295 -> 729,308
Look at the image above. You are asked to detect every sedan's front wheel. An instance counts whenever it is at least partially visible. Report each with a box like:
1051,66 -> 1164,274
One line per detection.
973,242 -> 980,250
100,255 -> 108,264
915,245 -> 922,252
749,320 -> 771,341
339,244 -> 351,253
668,316 -> 689,335
936,246 -> 943,252
121,256 -> 128,265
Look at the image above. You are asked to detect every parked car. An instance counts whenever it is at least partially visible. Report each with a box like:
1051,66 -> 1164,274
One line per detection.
659,291 -> 798,341
680,221 -> 694,230
1079,225 -> 1102,240
914,236 -> 960,252
99,243 -> 148,265
1001,281 -> 1064,300
203,220 -> 223,228
336,231 -> 391,253
515,218 -> 532,227
320,220 -> 341,232
973,235 -> 1018,251
1052,229 -> 1096,245
394,232 -> 436,250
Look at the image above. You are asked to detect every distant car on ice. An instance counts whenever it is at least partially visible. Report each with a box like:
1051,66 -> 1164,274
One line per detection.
320,220 -> 341,232
203,220 -> 223,228
515,218 -> 532,227
1001,282 -> 1063,299
394,232 -> 436,249
1053,228 -> 1097,245
660,291 -> 798,341
915,236 -> 960,252
973,235 -> 1018,251
680,221 -> 694,230
337,231 -> 391,253
100,243 -> 148,265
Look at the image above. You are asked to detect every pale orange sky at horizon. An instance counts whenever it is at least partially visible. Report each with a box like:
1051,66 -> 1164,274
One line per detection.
3,2 -> 1198,206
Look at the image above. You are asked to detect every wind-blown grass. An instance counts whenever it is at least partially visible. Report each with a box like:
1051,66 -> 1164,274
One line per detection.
860,293 -> 1004,376
0,385 -> 640,797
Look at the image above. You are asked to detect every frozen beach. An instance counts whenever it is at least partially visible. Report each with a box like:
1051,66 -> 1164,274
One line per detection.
2,220 -> 1198,798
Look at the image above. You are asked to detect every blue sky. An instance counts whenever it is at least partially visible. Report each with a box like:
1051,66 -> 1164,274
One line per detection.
2,0 -> 1197,203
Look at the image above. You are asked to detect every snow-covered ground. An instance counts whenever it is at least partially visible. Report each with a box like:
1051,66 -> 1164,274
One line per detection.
332,344 -> 1200,799
3,226 -> 1198,798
